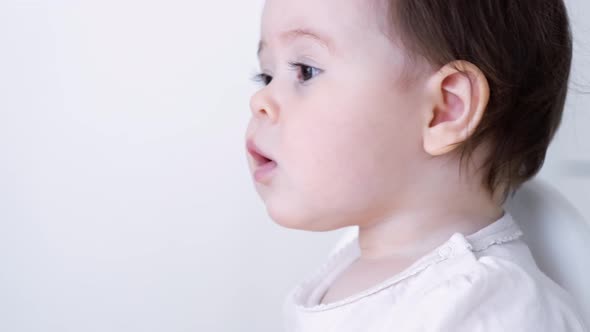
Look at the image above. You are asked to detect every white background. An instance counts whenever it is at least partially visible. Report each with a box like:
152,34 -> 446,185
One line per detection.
0,1 -> 588,331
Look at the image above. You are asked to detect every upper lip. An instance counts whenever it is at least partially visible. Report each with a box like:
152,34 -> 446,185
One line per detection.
246,138 -> 274,165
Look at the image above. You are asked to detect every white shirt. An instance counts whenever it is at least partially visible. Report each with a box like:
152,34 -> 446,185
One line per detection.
282,211 -> 589,331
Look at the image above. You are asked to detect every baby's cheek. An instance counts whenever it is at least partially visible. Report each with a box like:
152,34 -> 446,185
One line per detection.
287,103 -> 388,184
296,139 -> 383,209
276,98 -> 406,227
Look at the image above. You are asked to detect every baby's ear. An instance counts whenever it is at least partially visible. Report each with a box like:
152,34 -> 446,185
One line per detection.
421,60 -> 490,156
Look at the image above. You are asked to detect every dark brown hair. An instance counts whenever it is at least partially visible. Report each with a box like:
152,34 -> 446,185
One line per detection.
384,0 -> 573,201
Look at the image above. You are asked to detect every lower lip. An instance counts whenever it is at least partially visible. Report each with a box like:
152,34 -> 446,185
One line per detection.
254,160 -> 278,182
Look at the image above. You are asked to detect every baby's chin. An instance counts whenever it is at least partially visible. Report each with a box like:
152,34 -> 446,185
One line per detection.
266,204 -> 352,232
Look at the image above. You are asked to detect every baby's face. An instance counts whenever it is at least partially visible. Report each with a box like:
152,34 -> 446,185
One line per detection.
246,0 -> 431,231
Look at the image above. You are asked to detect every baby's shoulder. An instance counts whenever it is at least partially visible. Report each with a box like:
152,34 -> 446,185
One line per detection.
406,254 -> 588,331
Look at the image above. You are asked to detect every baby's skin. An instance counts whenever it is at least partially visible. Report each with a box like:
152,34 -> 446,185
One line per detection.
246,0 -> 504,303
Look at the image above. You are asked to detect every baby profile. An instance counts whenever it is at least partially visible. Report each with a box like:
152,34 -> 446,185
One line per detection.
245,0 -> 588,330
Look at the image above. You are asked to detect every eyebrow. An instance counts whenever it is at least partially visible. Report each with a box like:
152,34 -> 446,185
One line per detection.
257,28 -> 333,58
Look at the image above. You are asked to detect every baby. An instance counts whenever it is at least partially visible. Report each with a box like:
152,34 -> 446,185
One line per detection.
245,0 -> 588,331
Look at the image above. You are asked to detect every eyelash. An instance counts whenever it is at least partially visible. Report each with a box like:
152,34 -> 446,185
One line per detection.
250,62 -> 322,87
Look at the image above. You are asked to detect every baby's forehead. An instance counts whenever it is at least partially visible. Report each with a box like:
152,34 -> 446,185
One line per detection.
261,0 -> 385,46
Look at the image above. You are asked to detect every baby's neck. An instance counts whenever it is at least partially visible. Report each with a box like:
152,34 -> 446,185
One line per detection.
356,203 -> 504,262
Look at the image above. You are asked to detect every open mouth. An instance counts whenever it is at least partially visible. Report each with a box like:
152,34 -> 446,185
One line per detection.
251,150 -> 274,167
246,140 -> 275,167
246,139 -> 278,182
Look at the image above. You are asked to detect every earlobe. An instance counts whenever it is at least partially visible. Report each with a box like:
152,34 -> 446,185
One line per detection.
423,60 -> 490,156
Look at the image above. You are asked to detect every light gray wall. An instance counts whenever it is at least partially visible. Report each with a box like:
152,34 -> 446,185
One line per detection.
539,0 -> 590,221
0,1 -> 588,331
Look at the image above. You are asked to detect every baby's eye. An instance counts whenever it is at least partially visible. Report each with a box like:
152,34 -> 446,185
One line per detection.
251,72 -> 273,86
250,62 -> 322,87
288,62 -> 322,83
